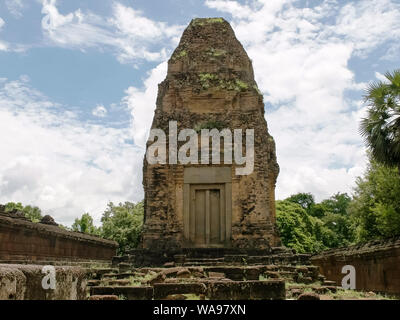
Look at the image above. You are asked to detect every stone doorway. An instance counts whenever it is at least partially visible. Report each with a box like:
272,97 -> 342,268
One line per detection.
190,184 -> 225,246
183,167 -> 232,248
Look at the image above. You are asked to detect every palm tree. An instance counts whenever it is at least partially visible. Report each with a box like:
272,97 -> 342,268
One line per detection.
361,70 -> 400,174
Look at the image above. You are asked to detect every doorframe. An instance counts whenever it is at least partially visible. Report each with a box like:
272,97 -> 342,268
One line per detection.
190,184 -> 225,246
183,167 -> 232,248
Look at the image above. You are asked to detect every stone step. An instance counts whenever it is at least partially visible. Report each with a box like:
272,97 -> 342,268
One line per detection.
102,272 -> 136,280
185,258 -> 224,262
90,268 -> 119,280
106,279 -> 132,286
153,283 -> 207,299
89,295 -> 119,300
183,261 -> 226,266
90,286 -> 153,300
208,280 -> 286,300
87,280 -> 102,287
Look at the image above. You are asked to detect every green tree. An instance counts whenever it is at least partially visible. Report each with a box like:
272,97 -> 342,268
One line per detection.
286,193 -> 315,213
360,69 -> 400,173
72,213 -> 99,235
4,202 -> 43,223
100,201 -> 144,255
276,200 -> 324,253
318,193 -> 355,247
277,192 -> 355,252
349,157 -> 400,241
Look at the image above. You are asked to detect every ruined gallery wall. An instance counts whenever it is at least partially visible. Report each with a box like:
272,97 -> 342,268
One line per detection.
0,212 -> 117,263
311,237 -> 400,295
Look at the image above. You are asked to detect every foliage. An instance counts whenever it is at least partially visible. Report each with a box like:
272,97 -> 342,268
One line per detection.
276,200 -> 324,253
100,201 -> 144,255
277,192 -> 355,253
360,69 -> 400,171
4,202 -> 43,223
286,193 -> 315,213
72,213 -> 99,235
349,157 -> 400,241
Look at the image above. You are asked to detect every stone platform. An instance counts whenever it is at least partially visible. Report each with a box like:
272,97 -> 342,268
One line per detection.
112,247 -> 311,268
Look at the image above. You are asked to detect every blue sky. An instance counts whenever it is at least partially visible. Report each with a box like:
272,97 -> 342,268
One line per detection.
0,0 -> 399,226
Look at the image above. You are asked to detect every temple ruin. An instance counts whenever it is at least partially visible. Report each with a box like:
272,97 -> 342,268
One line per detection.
142,18 -> 280,250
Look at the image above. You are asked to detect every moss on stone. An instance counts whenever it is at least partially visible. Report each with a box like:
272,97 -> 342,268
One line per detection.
253,85 -> 262,95
207,48 -> 227,57
192,18 -> 224,26
199,73 -> 219,89
197,73 -> 253,93
235,79 -> 249,91
171,49 -> 187,61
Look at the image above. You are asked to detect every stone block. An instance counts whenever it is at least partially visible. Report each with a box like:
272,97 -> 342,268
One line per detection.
153,283 -> 207,299
207,280 -> 285,300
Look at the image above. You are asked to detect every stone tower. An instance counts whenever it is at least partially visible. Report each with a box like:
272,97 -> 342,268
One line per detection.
142,18 -> 280,250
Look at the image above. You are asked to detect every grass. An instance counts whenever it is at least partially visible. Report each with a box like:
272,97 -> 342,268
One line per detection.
285,281 -> 397,300
128,272 -> 155,286
332,288 -> 396,300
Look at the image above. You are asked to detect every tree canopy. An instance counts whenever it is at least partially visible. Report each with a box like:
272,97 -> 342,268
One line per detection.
349,157 -> 400,242
100,201 -> 144,254
361,69 -> 400,172
4,202 -> 43,223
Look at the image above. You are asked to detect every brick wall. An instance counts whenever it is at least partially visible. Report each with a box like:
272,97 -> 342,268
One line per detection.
311,237 -> 400,295
0,213 -> 117,263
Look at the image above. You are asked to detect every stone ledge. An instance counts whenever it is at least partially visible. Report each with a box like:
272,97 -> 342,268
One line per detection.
0,264 -> 87,300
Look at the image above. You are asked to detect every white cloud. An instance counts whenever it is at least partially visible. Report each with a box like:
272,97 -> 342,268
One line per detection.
0,17 -> 9,51
334,0 -> 400,57
123,62 -> 168,149
6,0 -> 25,18
0,77 -> 144,226
203,0 -> 400,201
40,0 -> 184,64
92,105 -> 107,118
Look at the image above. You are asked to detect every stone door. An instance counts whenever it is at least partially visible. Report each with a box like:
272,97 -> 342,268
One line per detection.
190,184 -> 226,246
184,167 -> 232,248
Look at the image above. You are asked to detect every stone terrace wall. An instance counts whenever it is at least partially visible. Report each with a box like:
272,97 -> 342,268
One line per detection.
0,212 -> 117,263
311,237 -> 400,295
0,264 -> 87,300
